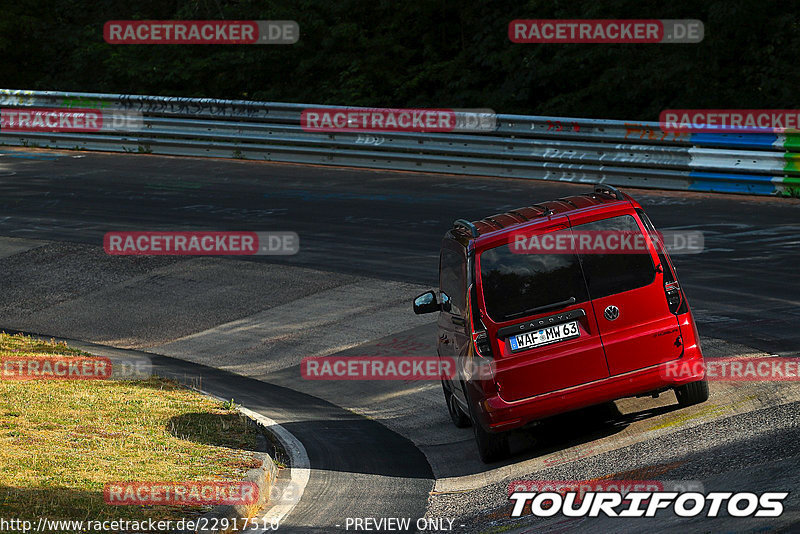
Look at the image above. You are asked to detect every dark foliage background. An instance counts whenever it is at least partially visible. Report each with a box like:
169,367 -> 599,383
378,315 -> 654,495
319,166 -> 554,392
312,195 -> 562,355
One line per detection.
0,0 -> 796,119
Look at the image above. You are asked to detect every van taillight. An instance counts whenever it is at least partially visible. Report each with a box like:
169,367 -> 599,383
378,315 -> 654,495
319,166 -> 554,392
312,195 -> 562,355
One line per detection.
665,281 -> 686,314
469,278 -> 494,358
474,331 -> 494,357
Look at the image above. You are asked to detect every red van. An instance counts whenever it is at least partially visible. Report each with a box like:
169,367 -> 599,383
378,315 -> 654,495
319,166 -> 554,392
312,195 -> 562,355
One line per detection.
413,184 -> 708,462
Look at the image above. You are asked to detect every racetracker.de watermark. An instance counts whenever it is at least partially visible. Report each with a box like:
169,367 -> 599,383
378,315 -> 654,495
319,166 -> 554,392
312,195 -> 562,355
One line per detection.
300,108 -> 497,133
301,355 -> 497,381
302,356 -> 456,380
663,357 -> 800,382
104,20 -> 298,44
1,356 -> 111,380
103,481 -> 258,505
509,230 -> 704,255
660,109 -> 800,133
104,231 -> 299,256
0,354 -> 152,381
509,19 -> 703,43
0,108 -> 143,133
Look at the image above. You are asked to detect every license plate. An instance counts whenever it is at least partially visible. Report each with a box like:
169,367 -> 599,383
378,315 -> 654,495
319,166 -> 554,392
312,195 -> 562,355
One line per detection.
509,321 -> 580,351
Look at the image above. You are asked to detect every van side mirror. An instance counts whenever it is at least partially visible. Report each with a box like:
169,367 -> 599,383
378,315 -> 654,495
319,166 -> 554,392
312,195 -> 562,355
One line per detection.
413,290 -> 440,314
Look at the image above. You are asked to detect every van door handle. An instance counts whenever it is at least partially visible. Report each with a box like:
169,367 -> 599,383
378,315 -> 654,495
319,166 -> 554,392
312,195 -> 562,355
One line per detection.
451,316 -> 465,326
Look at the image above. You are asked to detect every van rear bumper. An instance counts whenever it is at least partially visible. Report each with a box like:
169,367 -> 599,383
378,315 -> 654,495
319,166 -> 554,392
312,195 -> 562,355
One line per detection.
478,345 -> 705,432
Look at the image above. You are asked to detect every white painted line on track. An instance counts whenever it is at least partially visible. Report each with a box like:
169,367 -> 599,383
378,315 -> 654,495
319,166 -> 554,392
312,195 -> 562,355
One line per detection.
197,389 -> 310,530
237,405 -> 311,530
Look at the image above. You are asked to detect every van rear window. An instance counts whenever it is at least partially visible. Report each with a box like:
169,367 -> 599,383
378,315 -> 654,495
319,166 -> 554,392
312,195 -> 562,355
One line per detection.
479,214 -> 656,322
573,215 -> 656,298
479,248 -> 589,322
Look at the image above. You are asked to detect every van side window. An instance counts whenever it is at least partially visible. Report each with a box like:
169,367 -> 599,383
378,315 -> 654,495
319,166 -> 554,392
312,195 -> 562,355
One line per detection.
574,215 -> 656,299
440,248 -> 466,315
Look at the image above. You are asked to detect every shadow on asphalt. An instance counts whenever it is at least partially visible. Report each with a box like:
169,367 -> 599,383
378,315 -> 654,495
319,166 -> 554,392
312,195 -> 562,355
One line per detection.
483,400 -> 686,471
149,354 -> 435,480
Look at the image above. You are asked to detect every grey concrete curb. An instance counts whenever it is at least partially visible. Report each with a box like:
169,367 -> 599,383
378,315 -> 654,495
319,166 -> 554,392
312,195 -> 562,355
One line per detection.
194,424 -> 279,534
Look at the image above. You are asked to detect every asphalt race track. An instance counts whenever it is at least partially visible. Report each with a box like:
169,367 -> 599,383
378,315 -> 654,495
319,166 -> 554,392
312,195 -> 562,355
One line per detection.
1,148 -> 799,533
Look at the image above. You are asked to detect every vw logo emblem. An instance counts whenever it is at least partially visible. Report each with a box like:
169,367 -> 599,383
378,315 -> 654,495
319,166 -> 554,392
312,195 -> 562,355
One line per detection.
604,305 -> 620,321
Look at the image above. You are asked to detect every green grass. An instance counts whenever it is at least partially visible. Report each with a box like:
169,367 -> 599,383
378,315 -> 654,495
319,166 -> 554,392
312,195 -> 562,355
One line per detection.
0,332 -> 262,529
778,185 -> 800,198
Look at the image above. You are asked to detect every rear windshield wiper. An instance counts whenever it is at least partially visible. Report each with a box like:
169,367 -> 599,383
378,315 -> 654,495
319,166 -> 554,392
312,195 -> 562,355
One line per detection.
504,297 -> 577,320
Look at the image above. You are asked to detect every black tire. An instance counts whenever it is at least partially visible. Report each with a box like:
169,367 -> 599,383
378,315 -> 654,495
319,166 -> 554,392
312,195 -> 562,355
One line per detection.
675,379 -> 709,407
442,381 -> 471,428
466,391 -> 510,463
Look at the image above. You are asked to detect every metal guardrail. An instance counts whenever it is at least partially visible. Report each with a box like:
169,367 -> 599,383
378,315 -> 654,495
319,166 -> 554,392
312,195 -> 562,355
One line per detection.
1,89 -> 797,195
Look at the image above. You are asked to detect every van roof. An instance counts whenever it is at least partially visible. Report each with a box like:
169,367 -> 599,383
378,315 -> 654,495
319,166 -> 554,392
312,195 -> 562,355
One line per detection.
451,184 -> 633,243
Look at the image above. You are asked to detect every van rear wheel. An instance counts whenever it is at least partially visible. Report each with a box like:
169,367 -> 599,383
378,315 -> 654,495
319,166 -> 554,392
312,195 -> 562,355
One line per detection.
466,396 -> 509,463
675,379 -> 709,407
442,381 -> 471,428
